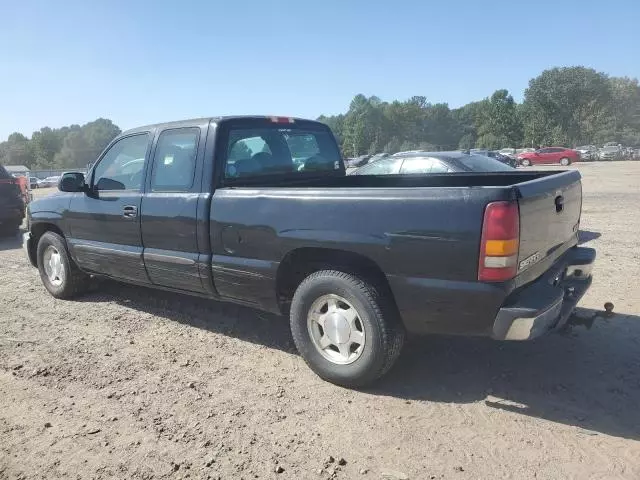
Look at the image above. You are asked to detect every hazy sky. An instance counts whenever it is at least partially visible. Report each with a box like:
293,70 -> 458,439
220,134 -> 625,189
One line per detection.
1,0 -> 638,139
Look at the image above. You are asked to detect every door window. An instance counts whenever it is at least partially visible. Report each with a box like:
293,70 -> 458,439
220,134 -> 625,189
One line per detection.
93,134 -> 150,191
151,128 -> 199,192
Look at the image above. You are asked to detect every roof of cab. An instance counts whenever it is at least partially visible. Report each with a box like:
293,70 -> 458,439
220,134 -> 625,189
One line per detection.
121,116 -> 318,136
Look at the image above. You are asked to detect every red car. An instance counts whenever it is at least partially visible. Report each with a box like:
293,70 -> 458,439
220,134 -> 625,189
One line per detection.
517,147 -> 580,166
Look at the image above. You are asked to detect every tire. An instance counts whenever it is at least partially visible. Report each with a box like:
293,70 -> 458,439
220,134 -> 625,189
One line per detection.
560,157 -> 571,166
290,270 -> 405,387
521,159 -> 531,167
36,231 -> 89,299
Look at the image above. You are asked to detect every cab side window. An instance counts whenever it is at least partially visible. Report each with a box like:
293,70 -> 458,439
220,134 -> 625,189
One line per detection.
93,134 -> 150,191
151,128 -> 199,192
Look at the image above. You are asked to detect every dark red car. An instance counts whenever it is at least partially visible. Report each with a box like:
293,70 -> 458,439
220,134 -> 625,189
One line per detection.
517,147 -> 580,166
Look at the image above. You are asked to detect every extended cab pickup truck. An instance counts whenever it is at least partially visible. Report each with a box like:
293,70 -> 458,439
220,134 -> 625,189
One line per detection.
24,116 -> 596,386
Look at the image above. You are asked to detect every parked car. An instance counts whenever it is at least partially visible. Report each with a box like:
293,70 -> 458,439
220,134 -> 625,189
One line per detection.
0,164 -> 25,236
575,145 -> 598,161
517,147 -> 580,166
344,155 -> 371,168
471,150 -> 518,168
598,145 -> 621,161
498,148 -> 517,158
367,153 -> 390,163
390,150 -> 427,158
351,151 -> 516,175
516,148 -> 536,155
23,116 -> 596,387
29,177 -> 39,189
38,176 -> 61,188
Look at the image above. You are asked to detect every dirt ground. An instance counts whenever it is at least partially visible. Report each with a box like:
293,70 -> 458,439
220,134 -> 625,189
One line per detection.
1,162 -> 639,480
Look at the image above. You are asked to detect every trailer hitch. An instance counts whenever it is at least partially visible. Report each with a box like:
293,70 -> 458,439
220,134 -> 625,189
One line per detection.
566,302 -> 615,330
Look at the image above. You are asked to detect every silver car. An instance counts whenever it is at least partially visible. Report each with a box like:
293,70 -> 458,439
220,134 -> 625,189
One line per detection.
598,146 -> 621,161
576,145 -> 597,161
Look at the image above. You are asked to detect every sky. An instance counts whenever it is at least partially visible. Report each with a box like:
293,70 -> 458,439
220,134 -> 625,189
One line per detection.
1,0 -> 639,139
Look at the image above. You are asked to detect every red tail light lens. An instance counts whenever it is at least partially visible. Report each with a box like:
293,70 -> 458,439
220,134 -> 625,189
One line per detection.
270,116 -> 295,124
478,201 -> 520,282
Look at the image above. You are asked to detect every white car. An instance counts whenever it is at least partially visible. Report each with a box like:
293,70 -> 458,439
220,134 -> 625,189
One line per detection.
498,148 -> 517,158
39,176 -> 61,188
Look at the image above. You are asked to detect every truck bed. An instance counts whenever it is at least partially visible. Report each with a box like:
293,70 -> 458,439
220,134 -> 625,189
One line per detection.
210,169 -> 582,337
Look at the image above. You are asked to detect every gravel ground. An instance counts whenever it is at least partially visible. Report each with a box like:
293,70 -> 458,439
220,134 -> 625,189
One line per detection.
1,162 -> 639,480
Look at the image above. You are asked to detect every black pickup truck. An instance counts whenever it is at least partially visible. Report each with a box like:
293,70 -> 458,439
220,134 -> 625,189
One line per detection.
0,164 -> 26,235
23,116 -> 595,386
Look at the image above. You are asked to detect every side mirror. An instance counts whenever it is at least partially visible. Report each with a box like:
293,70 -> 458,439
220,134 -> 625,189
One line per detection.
58,172 -> 86,193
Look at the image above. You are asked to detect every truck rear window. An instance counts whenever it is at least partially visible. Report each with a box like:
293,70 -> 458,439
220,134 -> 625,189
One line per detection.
224,126 -> 342,180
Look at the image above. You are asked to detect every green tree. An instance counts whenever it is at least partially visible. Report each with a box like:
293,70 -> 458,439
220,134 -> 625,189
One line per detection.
317,114 -> 346,145
522,67 -> 611,146
476,90 -> 522,149
31,127 -> 62,168
0,133 -> 35,167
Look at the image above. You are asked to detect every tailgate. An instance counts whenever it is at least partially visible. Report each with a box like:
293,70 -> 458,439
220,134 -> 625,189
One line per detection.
515,170 -> 582,285
0,178 -> 21,204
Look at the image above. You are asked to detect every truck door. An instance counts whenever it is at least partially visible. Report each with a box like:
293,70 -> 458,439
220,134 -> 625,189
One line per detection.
140,126 -> 207,292
66,133 -> 151,283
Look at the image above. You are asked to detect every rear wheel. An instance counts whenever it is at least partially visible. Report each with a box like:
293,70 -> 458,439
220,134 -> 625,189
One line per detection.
37,231 -> 89,299
290,270 -> 404,387
521,159 -> 531,167
560,157 -> 571,166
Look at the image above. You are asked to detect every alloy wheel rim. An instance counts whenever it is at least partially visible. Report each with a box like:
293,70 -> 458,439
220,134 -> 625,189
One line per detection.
43,246 -> 64,287
307,294 -> 366,365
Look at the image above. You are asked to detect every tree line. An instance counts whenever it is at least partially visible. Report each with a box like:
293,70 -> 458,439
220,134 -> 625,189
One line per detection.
318,66 -> 640,156
0,118 -> 121,170
1,66 -> 638,168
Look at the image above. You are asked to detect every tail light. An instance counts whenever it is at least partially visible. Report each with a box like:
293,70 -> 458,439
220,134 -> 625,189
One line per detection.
478,201 -> 520,282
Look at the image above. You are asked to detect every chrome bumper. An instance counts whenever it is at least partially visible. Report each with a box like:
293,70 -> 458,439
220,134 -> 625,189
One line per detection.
492,247 -> 596,341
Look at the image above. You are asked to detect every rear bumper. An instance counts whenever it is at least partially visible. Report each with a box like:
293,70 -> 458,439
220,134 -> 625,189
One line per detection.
492,247 -> 595,340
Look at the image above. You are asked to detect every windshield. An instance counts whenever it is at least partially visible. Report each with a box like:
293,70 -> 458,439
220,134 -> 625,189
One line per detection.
455,154 -> 515,172
224,125 -> 342,180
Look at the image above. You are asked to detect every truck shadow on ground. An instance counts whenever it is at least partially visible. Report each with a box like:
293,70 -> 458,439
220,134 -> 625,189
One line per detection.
578,229 -> 601,244
84,280 -> 297,354
374,308 -> 640,441
85,281 -> 639,441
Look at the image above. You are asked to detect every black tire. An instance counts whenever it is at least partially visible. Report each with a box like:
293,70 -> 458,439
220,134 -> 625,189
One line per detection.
560,157 -> 571,166
521,159 -> 531,167
36,231 -> 89,299
290,270 -> 404,387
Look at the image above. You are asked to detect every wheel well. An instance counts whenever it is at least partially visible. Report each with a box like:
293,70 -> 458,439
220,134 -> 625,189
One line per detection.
29,223 -> 64,262
276,247 -> 395,313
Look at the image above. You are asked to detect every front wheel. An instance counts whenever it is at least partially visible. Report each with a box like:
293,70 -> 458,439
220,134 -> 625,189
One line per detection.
521,159 -> 531,167
37,231 -> 89,299
290,270 -> 404,387
560,157 -> 571,166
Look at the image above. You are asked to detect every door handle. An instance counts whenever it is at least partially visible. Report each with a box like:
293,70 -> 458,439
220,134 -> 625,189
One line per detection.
123,205 -> 138,218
